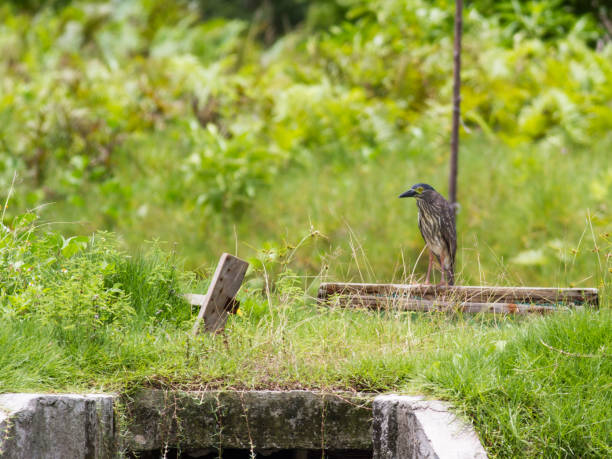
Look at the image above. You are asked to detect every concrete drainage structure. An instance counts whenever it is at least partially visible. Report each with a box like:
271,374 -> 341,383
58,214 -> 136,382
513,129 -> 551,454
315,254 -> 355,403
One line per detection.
0,394 -> 116,458
372,395 -> 487,459
0,391 -> 487,458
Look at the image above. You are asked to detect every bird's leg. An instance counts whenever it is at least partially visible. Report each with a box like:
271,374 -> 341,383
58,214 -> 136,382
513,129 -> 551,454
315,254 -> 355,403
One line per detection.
425,250 -> 434,284
437,254 -> 453,287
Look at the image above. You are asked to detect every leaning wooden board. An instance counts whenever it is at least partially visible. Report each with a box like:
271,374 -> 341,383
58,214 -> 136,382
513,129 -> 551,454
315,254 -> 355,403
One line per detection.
190,253 -> 249,334
318,283 -> 598,314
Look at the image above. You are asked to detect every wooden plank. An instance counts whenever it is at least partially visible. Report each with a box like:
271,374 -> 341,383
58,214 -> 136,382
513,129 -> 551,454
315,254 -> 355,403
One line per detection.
318,283 -> 598,306
191,253 -> 249,335
186,293 -> 242,313
325,294 -> 558,314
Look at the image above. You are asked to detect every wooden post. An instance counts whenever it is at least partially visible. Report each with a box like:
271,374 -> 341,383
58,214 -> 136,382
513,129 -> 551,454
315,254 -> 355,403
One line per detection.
189,253 -> 249,335
449,0 -> 463,207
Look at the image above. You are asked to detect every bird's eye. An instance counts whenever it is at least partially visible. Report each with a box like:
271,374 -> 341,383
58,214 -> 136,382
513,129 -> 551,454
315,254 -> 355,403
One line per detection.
416,186 -> 424,193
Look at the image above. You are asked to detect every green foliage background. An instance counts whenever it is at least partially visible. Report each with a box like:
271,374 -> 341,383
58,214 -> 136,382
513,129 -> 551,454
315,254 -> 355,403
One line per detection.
0,0 -> 610,290
0,2 -> 611,456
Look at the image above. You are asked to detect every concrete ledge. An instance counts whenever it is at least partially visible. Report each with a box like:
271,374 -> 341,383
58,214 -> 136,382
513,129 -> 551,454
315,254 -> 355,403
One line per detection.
0,391 -> 489,458
0,393 -> 116,459
123,389 -> 373,452
372,394 -> 487,459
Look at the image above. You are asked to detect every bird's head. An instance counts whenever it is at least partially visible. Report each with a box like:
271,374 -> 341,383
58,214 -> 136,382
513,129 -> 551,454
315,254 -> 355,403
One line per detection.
398,183 -> 435,199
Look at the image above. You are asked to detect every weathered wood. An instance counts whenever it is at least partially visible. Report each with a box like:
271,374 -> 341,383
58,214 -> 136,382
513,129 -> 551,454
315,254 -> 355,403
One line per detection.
325,294 -> 558,314
191,253 -> 249,335
185,293 -> 241,314
318,283 -> 598,307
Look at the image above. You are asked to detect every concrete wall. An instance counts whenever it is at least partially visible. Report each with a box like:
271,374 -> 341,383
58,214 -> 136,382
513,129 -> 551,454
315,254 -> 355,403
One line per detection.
124,390 -> 373,453
0,394 -> 115,459
0,391 -> 487,458
373,395 -> 487,459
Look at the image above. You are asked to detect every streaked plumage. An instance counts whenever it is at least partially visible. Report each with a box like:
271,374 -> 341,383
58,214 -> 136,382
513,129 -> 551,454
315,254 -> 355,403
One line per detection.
399,183 -> 457,285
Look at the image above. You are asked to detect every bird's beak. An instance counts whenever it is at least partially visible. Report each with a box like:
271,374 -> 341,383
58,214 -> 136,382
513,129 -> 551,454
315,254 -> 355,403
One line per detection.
399,189 -> 416,198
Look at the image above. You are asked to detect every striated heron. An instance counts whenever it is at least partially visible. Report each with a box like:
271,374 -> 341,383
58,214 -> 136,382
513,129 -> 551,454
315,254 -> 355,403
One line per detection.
399,183 -> 457,285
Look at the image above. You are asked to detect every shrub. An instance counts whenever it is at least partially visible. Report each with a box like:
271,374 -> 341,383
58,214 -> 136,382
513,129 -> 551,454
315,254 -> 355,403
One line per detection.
0,211 -> 192,336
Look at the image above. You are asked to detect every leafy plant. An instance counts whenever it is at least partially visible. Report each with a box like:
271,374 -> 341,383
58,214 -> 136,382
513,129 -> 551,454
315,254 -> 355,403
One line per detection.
0,210 -> 192,338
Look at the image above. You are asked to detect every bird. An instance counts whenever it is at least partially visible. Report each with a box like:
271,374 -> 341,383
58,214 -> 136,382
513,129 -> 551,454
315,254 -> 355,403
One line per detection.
399,183 -> 457,285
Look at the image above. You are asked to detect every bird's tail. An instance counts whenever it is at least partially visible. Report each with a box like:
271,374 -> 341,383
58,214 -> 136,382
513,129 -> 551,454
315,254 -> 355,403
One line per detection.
443,258 -> 455,285
444,267 -> 455,285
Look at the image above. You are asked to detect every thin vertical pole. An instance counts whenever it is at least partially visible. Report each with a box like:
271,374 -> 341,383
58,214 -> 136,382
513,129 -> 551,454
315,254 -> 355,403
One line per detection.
449,0 -> 463,208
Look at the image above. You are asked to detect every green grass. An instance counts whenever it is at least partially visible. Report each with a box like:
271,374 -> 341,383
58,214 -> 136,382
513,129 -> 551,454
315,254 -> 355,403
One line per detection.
420,309 -> 612,457
1,236 -> 610,456
1,167 -> 611,456
0,219 -> 612,457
